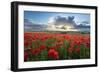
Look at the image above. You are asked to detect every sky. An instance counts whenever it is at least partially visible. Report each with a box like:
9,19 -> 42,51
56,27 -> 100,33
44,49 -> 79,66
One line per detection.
24,11 -> 90,25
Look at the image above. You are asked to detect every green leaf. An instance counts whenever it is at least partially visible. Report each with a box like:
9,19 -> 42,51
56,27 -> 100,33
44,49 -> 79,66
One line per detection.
80,44 -> 90,59
28,52 -> 35,61
39,50 -> 48,61
63,40 -> 70,48
57,47 -> 68,60
71,51 -> 80,59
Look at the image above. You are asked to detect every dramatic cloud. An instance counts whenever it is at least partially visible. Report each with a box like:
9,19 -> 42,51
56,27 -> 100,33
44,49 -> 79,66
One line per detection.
48,15 -> 76,25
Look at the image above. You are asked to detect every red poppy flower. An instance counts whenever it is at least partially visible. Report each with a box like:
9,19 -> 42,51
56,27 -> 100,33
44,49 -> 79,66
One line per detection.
24,41 -> 29,47
30,49 -> 40,56
40,45 -> 46,50
48,49 -> 59,59
68,48 -> 73,53
75,48 -> 80,54
24,51 -> 28,61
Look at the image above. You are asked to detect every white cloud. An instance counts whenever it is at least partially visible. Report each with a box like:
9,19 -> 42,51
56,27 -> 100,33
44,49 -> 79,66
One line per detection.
48,16 -> 55,24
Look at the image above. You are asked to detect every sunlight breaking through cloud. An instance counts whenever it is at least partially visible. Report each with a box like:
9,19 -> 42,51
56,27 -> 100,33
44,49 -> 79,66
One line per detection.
47,15 -> 77,31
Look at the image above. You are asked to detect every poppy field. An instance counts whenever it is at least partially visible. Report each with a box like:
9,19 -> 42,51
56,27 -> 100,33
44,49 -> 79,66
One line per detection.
24,32 -> 90,62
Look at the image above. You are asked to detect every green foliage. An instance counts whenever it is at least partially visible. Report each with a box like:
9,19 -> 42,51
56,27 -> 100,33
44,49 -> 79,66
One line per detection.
71,52 -> 80,59
28,52 -> 36,61
80,44 -> 90,59
39,50 -> 48,61
45,38 -> 56,48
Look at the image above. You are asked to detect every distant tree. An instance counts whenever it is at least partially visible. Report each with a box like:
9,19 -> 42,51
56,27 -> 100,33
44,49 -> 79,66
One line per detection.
82,21 -> 89,24
81,21 -> 89,26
